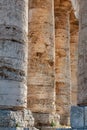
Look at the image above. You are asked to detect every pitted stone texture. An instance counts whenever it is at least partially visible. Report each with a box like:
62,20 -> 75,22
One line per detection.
0,25 -> 28,44
33,113 -> 60,127
0,0 -> 28,108
0,40 -> 27,82
55,3 -> 71,125
70,106 -> 84,128
28,0 -> 55,115
0,109 -> 34,127
0,0 -> 28,32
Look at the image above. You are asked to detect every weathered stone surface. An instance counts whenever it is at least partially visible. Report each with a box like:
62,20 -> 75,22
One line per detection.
54,0 -> 72,125
70,106 -> 84,128
77,0 -> 87,105
70,11 -> 79,105
28,0 -> 55,118
0,0 -> 28,108
0,109 -> 34,127
0,0 -> 28,32
0,80 -> 27,108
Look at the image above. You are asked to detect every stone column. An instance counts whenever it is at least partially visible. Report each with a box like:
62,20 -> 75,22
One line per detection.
70,1 -> 87,129
0,0 -> 34,129
28,0 -> 56,126
0,0 -> 28,109
77,0 -> 87,106
70,11 -> 79,105
55,0 -> 71,125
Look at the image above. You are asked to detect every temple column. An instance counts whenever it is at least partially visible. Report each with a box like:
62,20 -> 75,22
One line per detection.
55,0 -> 72,125
28,0 -> 56,126
77,0 -> 87,105
0,0 -> 34,129
70,11 -> 79,105
70,0 -> 87,129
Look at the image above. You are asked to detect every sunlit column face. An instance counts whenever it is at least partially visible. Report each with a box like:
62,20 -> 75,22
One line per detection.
28,0 -> 55,114
55,0 -> 71,124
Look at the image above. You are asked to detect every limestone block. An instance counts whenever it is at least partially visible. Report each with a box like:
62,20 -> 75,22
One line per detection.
70,106 -> 84,128
0,80 -> 27,109
0,40 -> 27,61
0,109 -> 34,127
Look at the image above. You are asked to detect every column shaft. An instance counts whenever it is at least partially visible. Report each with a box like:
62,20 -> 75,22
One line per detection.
70,11 -> 79,105
0,0 -> 28,109
78,0 -> 87,105
28,0 -> 55,124
55,7 -> 71,125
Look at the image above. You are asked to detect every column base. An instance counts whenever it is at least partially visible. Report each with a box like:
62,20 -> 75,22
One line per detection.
70,106 -> 87,129
0,109 -> 34,128
33,112 -> 60,127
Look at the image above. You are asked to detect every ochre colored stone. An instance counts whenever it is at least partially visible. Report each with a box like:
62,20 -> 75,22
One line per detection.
54,0 -> 72,125
28,0 -> 55,125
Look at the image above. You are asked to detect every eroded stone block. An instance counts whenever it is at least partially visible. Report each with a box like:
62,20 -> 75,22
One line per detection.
70,106 -> 84,128
0,109 -> 34,127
